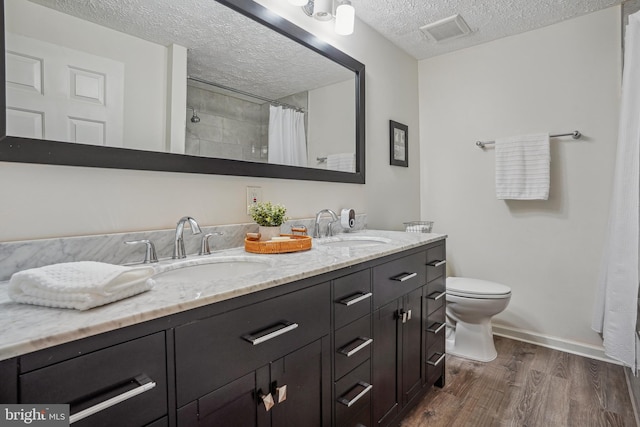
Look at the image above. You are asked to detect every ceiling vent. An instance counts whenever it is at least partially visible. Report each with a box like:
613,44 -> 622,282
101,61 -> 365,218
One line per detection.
420,14 -> 472,43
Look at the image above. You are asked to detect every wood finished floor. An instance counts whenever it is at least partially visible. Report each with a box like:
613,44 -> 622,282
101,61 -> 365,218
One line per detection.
400,336 -> 637,427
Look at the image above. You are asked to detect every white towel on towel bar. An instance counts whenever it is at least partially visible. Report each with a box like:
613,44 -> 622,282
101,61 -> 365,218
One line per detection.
326,153 -> 355,173
8,261 -> 155,310
495,133 -> 550,200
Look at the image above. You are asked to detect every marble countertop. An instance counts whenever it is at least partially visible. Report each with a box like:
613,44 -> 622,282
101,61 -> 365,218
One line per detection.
0,230 -> 446,362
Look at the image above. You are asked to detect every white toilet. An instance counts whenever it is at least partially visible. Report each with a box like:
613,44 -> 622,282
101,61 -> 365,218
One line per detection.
445,277 -> 511,362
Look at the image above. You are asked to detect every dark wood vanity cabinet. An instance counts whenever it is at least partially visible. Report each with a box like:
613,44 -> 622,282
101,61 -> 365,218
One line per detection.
174,282 -> 331,427
371,242 -> 447,427
2,239 -> 446,427
424,243 -> 447,388
177,338 -> 329,427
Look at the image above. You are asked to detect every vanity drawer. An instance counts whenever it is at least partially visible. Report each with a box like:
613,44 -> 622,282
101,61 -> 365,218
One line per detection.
340,404 -> 372,427
425,277 -> 446,315
426,306 -> 446,338
426,346 -> 446,387
426,243 -> 446,283
335,360 -> 372,426
175,282 -> 330,407
20,332 -> 167,427
334,269 -> 372,329
373,252 -> 426,309
335,314 -> 372,380
425,308 -> 446,354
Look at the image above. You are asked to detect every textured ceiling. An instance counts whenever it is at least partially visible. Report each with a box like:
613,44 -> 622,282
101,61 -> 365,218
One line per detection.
349,0 -> 623,60
25,0 -> 353,101
23,0 -> 625,99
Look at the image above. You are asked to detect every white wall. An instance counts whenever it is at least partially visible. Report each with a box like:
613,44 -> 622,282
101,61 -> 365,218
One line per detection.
419,7 -> 621,355
255,0 -> 422,232
0,1 -> 420,242
6,0 -> 168,152
308,78 -> 356,169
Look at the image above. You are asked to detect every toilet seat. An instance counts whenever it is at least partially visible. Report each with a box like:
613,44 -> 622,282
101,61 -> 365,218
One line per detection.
447,277 -> 511,299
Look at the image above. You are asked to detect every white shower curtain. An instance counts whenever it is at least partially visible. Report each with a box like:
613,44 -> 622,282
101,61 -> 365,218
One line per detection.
268,105 -> 307,167
592,10 -> 640,371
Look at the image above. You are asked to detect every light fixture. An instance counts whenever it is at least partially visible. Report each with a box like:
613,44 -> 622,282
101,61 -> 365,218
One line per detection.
334,0 -> 355,35
312,0 -> 333,21
298,0 -> 356,36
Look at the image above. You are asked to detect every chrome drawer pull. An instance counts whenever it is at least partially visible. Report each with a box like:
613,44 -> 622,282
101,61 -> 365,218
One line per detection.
391,272 -> 417,282
427,260 -> 447,268
427,352 -> 446,367
427,322 -> 446,334
242,321 -> 299,346
338,337 -> 373,357
69,374 -> 156,424
339,292 -> 372,307
337,381 -> 373,408
427,291 -> 446,301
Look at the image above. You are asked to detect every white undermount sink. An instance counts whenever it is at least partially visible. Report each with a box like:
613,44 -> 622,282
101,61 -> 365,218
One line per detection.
153,256 -> 273,284
314,235 -> 392,248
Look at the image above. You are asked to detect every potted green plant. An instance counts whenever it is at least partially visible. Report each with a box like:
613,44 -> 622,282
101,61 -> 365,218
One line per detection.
248,201 -> 289,241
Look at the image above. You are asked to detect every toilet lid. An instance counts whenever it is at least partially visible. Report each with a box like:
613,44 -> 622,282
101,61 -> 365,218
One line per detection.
446,277 -> 511,299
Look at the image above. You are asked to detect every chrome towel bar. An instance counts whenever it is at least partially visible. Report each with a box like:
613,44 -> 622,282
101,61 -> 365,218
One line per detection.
475,130 -> 582,148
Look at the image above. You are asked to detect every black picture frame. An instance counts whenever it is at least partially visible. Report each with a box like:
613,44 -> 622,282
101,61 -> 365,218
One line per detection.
390,120 -> 408,167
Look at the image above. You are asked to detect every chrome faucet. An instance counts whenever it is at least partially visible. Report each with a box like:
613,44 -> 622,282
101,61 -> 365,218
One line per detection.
173,216 -> 202,259
314,209 -> 339,238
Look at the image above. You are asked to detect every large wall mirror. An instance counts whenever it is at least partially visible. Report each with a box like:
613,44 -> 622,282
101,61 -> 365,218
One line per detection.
0,0 -> 365,183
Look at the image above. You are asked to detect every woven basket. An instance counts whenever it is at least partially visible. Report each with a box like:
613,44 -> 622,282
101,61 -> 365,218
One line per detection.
244,234 -> 312,254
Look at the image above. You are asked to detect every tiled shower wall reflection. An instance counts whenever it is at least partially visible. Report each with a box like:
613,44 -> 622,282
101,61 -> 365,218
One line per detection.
185,85 -> 308,162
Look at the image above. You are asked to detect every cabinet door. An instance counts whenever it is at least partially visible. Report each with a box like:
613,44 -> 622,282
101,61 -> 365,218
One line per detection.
401,287 -> 423,405
372,299 -> 400,426
372,286 -> 425,427
178,338 -> 329,427
270,339 -> 329,427
177,372 -> 258,427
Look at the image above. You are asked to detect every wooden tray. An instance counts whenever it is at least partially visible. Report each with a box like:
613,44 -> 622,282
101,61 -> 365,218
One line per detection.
244,234 -> 312,254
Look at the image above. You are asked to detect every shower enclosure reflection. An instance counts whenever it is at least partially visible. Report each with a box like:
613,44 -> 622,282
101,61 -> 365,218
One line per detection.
184,76 -> 355,170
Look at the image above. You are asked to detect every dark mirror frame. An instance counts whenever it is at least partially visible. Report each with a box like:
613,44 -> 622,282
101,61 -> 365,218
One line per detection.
0,0 -> 365,184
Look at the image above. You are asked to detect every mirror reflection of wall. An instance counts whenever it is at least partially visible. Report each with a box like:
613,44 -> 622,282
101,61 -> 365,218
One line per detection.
308,79 -> 356,172
5,0 -> 171,151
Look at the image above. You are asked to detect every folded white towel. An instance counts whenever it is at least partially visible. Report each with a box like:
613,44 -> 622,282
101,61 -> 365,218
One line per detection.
9,261 -> 155,311
495,133 -> 550,200
326,153 -> 355,173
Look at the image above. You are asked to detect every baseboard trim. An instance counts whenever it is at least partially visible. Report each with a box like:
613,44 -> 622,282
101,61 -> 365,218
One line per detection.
492,324 -> 621,365
624,367 -> 640,427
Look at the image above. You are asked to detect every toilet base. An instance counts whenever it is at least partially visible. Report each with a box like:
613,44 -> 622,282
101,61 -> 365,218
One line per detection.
446,319 -> 497,362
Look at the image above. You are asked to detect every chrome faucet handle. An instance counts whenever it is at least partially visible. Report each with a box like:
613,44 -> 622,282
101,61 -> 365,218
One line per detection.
125,240 -> 158,264
173,216 -> 202,259
291,225 -> 308,236
199,232 -> 223,256
327,220 -> 337,237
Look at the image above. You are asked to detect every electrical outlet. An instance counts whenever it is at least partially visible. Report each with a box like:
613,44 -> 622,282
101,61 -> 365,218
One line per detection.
246,186 -> 263,214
